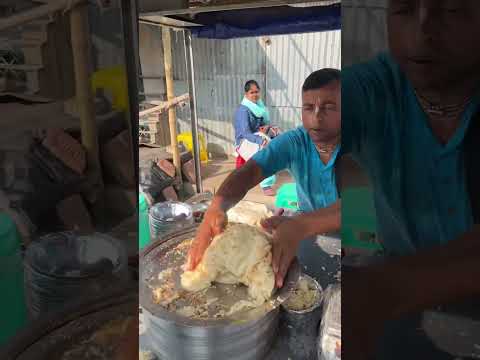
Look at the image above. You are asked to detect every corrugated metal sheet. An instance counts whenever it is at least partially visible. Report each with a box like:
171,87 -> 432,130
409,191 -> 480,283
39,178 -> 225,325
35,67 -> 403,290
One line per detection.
342,0 -> 388,66
265,30 -> 341,130
139,23 -> 166,100
140,27 -> 341,156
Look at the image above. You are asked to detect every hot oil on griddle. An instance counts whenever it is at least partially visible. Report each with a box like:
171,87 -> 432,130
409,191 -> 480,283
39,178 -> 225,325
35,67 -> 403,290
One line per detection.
147,237 -> 274,321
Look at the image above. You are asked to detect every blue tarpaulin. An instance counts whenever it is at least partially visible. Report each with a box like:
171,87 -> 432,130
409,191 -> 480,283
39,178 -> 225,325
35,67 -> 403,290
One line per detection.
187,4 -> 340,39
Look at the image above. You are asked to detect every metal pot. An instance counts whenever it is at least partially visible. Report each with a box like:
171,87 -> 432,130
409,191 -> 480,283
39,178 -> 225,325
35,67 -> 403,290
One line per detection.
140,225 -> 294,360
280,275 -> 323,360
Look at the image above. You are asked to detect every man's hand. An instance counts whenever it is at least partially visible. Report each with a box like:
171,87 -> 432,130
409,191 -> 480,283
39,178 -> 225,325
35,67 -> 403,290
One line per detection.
185,160 -> 266,270
342,267 -> 398,360
186,208 -> 227,270
261,215 -> 305,288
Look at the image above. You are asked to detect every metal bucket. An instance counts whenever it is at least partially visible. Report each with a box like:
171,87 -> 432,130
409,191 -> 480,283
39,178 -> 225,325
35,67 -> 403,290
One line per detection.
24,231 -> 128,319
149,201 -> 194,239
140,225 -> 291,360
280,274 -> 323,360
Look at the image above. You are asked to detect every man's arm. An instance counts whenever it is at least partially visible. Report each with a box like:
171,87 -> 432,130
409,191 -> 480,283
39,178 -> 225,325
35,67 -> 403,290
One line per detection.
188,132 -> 295,270
294,200 -> 341,237
382,226 -> 480,317
343,226 -> 480,359
186,160 -> 265,270
210,160 -> 264,212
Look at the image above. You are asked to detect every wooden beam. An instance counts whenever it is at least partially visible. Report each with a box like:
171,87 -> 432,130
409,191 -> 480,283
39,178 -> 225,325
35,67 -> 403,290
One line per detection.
0,64 -> 43,71
0,0 -> 86,32
142,0 -> 333,16
70,2 -> 103,200
138,93 -> 189,117
162,26 -> 182,183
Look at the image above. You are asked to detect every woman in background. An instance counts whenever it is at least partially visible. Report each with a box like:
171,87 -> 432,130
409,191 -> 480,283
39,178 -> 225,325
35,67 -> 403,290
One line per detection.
234,80 -> 279,196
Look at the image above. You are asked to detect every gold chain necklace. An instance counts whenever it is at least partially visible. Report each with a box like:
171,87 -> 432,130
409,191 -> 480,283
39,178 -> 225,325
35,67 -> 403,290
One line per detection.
315,143 -> 338,154
415,90 -> 472,117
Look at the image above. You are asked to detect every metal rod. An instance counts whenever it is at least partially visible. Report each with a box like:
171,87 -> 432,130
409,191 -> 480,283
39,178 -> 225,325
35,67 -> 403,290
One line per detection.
162,26 -> 182,183
183,30 -> 203,194
121,0 -> 140,191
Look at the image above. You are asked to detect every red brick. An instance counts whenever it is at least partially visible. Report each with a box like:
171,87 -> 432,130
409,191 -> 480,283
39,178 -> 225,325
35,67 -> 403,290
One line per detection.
56,194 -> 94,233
101,130 -> 135,187
156,159 -> 175,178
182,159 -> 196,184
162,186 -> 178,201
43,128 -> 86,174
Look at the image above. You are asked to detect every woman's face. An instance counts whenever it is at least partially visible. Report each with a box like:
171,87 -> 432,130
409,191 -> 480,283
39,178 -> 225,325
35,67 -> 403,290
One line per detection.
245,85 -> 261,103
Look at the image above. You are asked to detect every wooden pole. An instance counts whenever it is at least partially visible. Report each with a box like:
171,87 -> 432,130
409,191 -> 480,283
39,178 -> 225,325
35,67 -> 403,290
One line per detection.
70,3 -> 102,199
162,26 -> 182,182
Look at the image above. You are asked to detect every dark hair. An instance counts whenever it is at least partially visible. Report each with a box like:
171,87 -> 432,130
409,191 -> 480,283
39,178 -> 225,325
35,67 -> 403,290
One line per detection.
244,80 -> 260,92
302,68 -> 340,92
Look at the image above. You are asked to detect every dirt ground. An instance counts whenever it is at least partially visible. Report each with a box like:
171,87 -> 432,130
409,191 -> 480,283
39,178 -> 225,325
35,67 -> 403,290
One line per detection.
201,157 -> 293,207
139,146 -> 293,206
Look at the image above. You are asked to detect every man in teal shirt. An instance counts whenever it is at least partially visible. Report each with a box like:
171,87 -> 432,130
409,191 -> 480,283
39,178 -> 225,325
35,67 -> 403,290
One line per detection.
187,69 -> 341,287
342,1 -> 480,359
343,51 -> 478,256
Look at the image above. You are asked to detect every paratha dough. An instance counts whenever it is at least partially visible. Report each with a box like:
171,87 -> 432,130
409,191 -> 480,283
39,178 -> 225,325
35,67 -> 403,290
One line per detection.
181,223 -> 275,305
283,276 -> 319,311
226,201 -> 272,226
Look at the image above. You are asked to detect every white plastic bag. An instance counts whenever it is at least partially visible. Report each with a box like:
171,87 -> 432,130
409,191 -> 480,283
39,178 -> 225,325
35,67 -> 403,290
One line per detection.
318,284 -> 341,360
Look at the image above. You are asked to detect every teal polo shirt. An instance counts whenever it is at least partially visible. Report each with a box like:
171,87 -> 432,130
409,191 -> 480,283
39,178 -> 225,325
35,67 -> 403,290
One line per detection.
252,127 -> 339,212
342,53 -> 478,255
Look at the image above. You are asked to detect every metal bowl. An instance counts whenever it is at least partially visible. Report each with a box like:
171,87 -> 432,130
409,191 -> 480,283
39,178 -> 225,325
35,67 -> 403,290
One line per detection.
149,201 -> 194,238
24,232 -> 128,318
140,224 -> 300,360
282,274 -> 323,315
280,275 -> 323,360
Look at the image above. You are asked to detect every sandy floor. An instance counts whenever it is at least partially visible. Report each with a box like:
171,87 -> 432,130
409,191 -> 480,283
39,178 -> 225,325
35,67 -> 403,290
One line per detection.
139,146 -> 293,206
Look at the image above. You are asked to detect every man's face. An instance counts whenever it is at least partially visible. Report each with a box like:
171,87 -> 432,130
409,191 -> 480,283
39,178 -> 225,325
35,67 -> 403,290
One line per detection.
245,85 -> 260,103
302,81 -> 341,145
387,0 -> 480,91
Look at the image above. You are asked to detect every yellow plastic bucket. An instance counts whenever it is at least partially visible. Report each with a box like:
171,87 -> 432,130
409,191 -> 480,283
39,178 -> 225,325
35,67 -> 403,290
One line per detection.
177,132 -> 209,163
91,66 -> 128,112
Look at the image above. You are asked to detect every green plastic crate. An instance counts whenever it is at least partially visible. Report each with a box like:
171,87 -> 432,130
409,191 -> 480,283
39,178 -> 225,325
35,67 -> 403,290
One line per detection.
275,183 -> 299,211
341,186 -> 382,251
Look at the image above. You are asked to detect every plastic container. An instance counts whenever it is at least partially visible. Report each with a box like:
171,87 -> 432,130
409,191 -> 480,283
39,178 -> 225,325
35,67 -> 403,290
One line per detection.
0,213 -> 27,345
149,201 -> 194,240
139,192 -> 151,250
317,284 -> 341,360
275,183 -> 299,211
177,132 -> 209,163
91,66 -> 128,111
24,232 -> 128,319
341,186 -> 381,250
